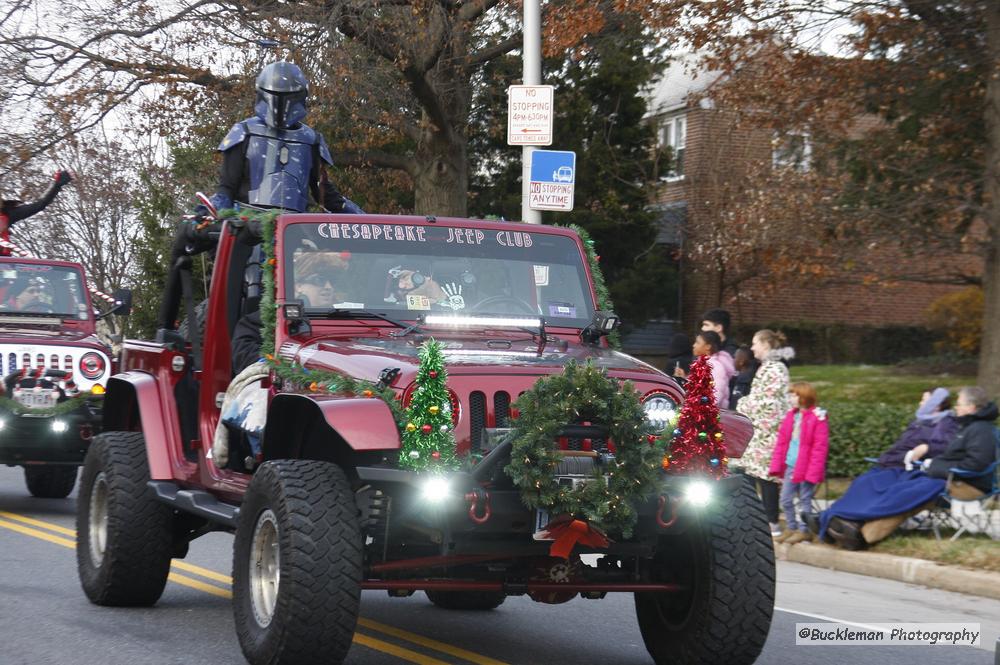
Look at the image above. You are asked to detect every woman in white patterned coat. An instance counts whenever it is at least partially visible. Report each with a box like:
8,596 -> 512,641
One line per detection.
736,329 -> 791,536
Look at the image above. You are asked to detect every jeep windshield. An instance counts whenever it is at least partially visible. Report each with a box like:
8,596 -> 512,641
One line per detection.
0,264 -> 89,319
281,221 -> 595,328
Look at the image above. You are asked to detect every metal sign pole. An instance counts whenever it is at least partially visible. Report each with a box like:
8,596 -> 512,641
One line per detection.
522,0 -> 541,224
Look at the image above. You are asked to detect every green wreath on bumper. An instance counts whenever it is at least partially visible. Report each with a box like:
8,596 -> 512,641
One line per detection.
504,361 -> 663,538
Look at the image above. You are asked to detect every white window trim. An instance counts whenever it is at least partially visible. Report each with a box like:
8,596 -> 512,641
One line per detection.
659,114 -> 687,179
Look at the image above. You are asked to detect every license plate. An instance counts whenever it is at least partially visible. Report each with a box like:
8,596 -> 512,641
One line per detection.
15,392 -> 56,409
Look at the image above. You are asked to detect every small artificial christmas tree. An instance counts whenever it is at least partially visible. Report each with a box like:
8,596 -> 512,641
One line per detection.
664,355 -> 728,479
398,340 -> 460,471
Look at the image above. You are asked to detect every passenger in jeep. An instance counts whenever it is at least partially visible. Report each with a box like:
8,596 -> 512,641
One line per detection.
231,251 -> 349,374
1,171 -> 73,256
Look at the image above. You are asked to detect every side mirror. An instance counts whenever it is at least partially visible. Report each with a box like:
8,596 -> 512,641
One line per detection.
96,288 -> 133,320
581,310 -> 621,344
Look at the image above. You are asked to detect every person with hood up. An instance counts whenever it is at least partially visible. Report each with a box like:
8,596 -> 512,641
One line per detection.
876,387 -> 959,469
815,386 -> 998,549
693,330 -> 736,409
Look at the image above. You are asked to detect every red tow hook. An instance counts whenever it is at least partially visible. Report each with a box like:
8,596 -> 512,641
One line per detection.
465,488 -> 492,524
656,494 -> 681,529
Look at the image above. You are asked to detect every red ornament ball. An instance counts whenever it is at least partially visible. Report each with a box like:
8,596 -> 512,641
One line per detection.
421,424 -> 432,434
429,370 -> 439,379
431,451 -> 441,460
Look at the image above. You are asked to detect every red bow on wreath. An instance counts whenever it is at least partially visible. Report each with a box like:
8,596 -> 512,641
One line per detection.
535,516 -> 611,559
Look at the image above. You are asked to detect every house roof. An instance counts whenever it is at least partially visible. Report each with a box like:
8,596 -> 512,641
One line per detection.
645,52 -> 724,117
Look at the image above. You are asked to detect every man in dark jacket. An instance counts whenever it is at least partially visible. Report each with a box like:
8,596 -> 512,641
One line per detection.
920,386 -> 997,494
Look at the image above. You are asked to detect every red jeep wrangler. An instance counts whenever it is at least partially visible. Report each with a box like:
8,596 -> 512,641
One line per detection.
75,214 -> 774,665
0,256 -> 129,498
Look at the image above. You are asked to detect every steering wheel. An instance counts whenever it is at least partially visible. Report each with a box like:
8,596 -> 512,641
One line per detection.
471,295 -> 537,315
22,302 -> 55,313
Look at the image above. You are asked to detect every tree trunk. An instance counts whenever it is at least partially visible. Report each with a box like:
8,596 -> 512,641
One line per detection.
412,116 -> 469,216
977,4 -> 1000,397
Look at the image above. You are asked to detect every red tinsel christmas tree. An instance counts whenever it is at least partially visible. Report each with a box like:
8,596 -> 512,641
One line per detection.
665,355 -> 728,479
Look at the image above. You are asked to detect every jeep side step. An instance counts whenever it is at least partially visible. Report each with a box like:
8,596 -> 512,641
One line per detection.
148,480 -> 240,529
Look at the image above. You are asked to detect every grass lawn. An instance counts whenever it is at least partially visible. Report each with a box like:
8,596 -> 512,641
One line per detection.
789,365 -> 969,406
872,531 -> 1000,573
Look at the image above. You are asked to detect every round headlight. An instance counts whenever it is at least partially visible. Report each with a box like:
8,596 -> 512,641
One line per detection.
643,393 -> 678,429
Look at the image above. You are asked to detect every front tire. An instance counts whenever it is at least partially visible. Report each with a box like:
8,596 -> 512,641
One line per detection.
24,465 -> 78,498
635,477 -> 775,664
233,460 -> 362,665
76,431 -> 174,606
425,590 -> 506,611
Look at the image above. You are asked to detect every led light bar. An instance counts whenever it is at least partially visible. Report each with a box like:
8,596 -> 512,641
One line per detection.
423,314 -> 543,329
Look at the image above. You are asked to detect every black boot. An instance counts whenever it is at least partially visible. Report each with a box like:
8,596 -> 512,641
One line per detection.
827,517 -> 867,551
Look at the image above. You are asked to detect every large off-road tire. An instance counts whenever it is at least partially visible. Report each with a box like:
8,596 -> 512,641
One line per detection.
635,477 -> 775,665
24,465 -> 78,498
425,590 -> 506,611
76,431 -> 174,606
233,460 -> 362,665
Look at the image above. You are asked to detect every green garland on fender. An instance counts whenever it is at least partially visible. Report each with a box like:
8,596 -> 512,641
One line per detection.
0,393 -> 95,418
565,225 -> 620,349
224,209 -> 404,425
504,361 -> 663,538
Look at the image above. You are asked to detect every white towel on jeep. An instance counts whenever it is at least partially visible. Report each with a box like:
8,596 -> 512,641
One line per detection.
212,362 -> 270,467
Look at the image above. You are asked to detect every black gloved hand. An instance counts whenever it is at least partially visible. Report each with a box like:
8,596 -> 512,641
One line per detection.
53,170 -> 73,187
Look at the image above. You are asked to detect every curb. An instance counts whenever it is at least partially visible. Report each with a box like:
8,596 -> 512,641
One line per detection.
776,542 -> 1000,602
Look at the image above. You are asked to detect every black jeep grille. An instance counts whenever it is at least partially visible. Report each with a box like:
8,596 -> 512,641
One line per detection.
469,391 -> 486,452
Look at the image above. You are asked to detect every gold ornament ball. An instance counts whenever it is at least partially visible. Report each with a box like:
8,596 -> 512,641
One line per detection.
405,422 -> 416,432
429,405 -> 440,415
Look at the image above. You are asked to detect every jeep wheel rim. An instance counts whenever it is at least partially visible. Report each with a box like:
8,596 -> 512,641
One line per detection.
250,509 -> 280,627
88,472 -> 109,567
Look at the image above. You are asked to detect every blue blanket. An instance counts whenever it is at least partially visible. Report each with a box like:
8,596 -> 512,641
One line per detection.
819,468 -> 945,538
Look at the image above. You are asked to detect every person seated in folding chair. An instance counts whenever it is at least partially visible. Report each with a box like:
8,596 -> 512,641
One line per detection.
811,386 -> 997,549
875,387 -> 958,469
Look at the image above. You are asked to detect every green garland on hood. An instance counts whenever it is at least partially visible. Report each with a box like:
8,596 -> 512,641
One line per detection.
0,393 -> 95,418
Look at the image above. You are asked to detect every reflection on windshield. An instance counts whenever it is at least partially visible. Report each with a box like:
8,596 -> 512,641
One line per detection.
0,264 -> 87,317
282,222 -> 594,326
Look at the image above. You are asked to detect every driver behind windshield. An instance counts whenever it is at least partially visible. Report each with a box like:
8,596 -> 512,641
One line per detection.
5,276 -> 51,312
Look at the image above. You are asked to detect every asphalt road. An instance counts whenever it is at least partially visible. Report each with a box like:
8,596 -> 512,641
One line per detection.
0,464 -> 996,665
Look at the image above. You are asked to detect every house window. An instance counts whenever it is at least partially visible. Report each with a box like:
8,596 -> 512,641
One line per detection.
660,115 -> 686,178
772,132 -> 811,172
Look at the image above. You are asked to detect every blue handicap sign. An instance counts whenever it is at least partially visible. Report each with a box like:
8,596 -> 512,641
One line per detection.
530,150 -> 576,184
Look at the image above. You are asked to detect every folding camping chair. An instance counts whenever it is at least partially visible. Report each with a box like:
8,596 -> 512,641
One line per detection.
930,429 -> 1000,541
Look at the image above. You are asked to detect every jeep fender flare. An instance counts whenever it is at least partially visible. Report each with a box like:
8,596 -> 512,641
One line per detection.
102,372 -> 178,480
262,393 -> 400,463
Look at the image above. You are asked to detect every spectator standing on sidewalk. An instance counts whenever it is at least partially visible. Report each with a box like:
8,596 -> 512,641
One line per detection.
728,345 -> 758,409
693,330 -> 736,409
770,382 -> 829,543
701,308 -> 739,358
736,329 -> 792,536
666,332 -> 694,385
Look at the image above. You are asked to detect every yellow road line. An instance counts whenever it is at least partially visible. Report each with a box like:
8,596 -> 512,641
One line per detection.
0,510 -> 511,665
353,632 -> 455,665
358,618 -> 509,665
0,510 -> 77,537
168,572 -> 232,599
171,559 -> 233,585
0,518 -> 76,548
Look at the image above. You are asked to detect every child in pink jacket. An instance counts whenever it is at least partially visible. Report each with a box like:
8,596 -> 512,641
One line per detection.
692,330 -> 736,409
769,381 -> 829,543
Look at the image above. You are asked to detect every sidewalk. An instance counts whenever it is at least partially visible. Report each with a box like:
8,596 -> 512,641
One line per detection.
776,541 -> 1000,601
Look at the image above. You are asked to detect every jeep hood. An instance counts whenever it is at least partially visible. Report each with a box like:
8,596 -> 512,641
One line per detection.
287,335 -> 668,386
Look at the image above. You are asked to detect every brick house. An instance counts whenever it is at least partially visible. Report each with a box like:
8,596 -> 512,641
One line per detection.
628,54 -> 981,365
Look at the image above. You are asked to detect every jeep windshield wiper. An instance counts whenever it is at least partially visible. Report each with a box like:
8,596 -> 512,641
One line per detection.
316,308 -> 422,335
